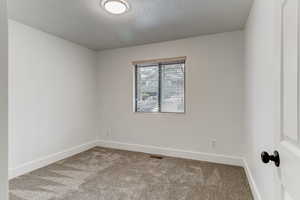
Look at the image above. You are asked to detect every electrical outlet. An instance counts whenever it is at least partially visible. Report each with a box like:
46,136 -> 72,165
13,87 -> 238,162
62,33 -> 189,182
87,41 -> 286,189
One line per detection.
210,140 -> 217,149
106,128 -> 111,137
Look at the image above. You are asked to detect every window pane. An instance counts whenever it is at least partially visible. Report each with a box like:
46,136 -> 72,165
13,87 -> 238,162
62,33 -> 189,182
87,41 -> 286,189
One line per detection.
161,63 -> 185,113
136,66 -> 159,112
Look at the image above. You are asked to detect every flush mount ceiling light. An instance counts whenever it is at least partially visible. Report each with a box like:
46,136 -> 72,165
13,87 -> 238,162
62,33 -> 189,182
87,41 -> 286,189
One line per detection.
101,0 -> 129,15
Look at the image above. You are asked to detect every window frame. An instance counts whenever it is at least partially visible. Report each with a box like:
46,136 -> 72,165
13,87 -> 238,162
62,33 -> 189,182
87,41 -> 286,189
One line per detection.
133,58 -> 186,114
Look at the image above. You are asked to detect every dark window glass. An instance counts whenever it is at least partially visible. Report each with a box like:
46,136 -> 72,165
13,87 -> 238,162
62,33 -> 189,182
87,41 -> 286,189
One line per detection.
136,65 -> 159,112
161,63 -> 185,113
135,61 -> 185,113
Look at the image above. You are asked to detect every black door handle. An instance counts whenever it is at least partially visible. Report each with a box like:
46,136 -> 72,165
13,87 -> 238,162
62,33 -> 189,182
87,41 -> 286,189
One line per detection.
261,151 -> 280,167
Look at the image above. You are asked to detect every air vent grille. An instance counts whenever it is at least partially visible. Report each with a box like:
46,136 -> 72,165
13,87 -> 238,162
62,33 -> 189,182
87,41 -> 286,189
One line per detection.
150,155 -> 163,159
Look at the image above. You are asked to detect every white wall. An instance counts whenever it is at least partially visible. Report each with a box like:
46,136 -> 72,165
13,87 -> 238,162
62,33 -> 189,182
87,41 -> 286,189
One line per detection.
0,0 -> 8,198
96,31 -> 245,159
9,20 -> 98,177
244,1 -> 276,200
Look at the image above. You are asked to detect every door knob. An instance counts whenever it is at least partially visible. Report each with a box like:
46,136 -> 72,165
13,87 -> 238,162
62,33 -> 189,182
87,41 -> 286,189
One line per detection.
261,151 -> 280,167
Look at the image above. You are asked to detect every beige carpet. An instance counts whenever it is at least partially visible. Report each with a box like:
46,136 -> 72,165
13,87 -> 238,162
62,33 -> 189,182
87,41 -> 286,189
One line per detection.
10,147 -> 253,200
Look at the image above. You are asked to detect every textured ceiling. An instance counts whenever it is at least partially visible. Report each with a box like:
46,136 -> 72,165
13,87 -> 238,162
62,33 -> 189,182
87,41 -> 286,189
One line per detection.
8,0 -> 253,51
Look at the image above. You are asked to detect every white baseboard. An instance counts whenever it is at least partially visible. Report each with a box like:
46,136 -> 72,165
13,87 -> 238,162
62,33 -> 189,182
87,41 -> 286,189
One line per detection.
97,140 -> 263,198
9,140 -> 98,179
243,158 -> 262,200
9,139 -> 261,200
97,140 -> 244,166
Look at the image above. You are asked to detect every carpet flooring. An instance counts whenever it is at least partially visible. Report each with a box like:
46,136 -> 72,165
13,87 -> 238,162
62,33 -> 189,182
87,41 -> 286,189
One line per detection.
9,147 -> 253,200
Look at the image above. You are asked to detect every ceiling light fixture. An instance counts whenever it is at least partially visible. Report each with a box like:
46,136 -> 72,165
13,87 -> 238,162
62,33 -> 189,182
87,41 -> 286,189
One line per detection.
101,0 -> 129,15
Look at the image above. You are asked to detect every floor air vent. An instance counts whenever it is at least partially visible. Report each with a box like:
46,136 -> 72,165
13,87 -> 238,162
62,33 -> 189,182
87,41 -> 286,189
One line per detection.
150,155 -> 163,159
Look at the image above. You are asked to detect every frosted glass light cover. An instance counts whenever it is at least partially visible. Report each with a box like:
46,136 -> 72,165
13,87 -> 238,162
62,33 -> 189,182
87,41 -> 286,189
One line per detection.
102,0 -> 129,14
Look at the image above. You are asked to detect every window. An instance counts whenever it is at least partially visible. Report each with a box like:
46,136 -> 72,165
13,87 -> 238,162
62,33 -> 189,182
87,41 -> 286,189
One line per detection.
134,57 -> 185,113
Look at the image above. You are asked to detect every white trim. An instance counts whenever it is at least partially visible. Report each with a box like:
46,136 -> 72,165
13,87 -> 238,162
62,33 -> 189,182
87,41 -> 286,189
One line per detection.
9,140 -> 98,179
8,138 -> 261,200
243,158 -> 262,200
97,140 -> 244,166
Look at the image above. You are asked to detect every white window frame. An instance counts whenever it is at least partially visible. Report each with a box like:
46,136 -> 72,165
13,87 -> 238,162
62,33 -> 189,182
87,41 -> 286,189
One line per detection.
133,57 -> 186,114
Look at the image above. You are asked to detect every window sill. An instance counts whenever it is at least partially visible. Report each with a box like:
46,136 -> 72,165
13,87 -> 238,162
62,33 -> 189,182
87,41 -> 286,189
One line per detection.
134,112 -> 185,114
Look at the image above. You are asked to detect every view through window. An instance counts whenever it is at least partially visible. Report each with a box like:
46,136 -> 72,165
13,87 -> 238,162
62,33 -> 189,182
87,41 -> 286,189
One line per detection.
135,59 -> 185,113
